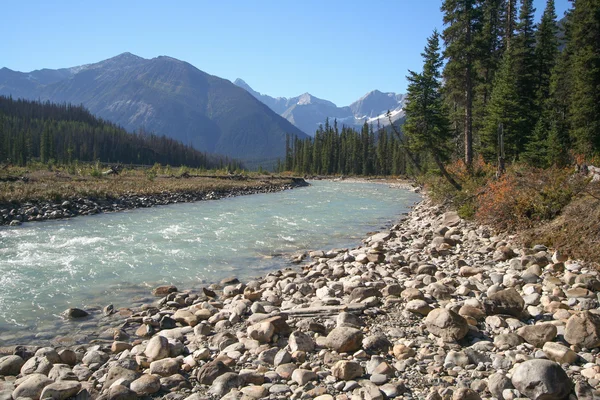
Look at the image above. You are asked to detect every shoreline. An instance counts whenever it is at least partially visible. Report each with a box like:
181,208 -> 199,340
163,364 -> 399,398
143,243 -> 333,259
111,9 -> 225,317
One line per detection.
0,195 -> 598,400
0,181 -> 419,347
0,177 -> 309,227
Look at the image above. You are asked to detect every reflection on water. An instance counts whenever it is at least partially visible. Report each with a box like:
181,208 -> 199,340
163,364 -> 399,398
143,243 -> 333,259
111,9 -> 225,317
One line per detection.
0,181 -> 420,343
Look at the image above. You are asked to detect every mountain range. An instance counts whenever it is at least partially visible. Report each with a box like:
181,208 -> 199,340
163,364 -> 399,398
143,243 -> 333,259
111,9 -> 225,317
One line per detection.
234,79 -> 406,136
0,53 -> 307,161
0,53 -> 405,161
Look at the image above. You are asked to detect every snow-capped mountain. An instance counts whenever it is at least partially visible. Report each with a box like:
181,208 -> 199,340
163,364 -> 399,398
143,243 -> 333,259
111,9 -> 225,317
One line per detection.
234,79 -> 405,136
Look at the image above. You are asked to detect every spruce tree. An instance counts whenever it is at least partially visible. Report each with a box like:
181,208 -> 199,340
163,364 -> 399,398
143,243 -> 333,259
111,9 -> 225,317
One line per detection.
521,0 -> 559,166
474,0 -> 505,138
404,30 -> 461,190
545,9 -> 573,166
568,0 -> 600,156
513,0 -> 538,152
441,0 -> 483,168
535,0 -> 559,107
481,49 -> 525,161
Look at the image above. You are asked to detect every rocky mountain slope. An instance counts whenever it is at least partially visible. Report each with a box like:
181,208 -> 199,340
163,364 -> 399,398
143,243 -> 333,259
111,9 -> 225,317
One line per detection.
0,53 -> 308,161
234,79 -> 406,136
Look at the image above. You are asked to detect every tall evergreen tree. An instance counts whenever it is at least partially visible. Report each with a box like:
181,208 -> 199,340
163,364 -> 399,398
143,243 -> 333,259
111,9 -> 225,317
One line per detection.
544,9 -> 574,166
513,0 -> 538,147
535,0 -> 559,106
442,0 -> 483,168
481,49 -> 525,161
404,31 -> 461,190
568,0 -> 600,156
521,0 -> 559,166
473,0 -> 505,138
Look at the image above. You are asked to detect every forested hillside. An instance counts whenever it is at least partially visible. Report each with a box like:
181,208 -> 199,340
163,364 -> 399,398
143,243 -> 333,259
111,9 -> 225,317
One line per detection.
0,53 -> 308,161
0,96 -> 238,169
405,0 -> 599,170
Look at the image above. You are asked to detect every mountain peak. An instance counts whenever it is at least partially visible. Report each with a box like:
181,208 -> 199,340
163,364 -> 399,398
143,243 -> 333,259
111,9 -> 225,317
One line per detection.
234,78 -> 253,91
112,52 -> 144,61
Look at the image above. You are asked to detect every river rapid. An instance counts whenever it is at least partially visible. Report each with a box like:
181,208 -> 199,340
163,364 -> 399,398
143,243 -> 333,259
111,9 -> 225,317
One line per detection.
0,180 -> 420,344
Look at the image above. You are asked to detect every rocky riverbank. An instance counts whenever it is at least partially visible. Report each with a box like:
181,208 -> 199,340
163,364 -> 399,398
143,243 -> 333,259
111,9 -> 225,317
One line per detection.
1,197 -> 599,400
0,178 -> 309,226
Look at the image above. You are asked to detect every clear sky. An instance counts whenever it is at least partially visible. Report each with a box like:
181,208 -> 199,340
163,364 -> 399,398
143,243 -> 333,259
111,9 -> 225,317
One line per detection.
1,0 -> 571,106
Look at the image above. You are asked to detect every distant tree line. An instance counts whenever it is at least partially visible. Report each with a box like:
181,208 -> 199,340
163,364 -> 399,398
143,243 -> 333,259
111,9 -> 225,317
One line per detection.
0,96 -> 241,169
279,119 -> 409,176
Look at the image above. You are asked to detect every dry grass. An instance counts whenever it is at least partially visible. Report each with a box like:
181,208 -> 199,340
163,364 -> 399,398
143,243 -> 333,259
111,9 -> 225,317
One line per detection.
0,164 -> 293,205
520,183 -> 600,267
422,160 -> 600,266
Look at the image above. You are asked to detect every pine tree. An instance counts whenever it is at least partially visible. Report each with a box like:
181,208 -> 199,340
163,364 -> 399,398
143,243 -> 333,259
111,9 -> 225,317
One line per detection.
404,30 -> 461,190
544,9 -> 574,166
521,0 -> 559,166
473,0 -> 505,138
442,0 -> 483,168
513,0 -> 538,151
535,0 -> 559,107
568,0 -> 600,156
481,49 -> 525,161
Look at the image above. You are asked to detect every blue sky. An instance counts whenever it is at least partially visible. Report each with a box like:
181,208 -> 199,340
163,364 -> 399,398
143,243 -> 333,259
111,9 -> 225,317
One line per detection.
1,0 -> 571,106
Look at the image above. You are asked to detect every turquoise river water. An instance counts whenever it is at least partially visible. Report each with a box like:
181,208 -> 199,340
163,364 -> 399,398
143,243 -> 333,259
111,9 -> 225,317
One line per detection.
0,180 -> 420,344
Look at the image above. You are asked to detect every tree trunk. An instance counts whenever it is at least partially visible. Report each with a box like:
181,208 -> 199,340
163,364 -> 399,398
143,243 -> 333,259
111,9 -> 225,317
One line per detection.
388,113 -> 423,173
433,151 -> 462,191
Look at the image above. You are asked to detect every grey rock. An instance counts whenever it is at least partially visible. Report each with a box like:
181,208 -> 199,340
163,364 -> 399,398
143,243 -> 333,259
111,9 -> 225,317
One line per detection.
39,381 -> 81,400
289,331 -> 315,353
145,335 -> 170,361
494,333 -> 523,350
331,360 -> 363,380
63,308 -> 89,318
325,327 -> 363,353
484,288 -> 524,317
425,308 -> 469,342
103,365 -> 141,391
0,355 -> 24,376
336,312 -> 363,328
107,385 -> 137,400
82,350 -> 109,367
291,368 -> 318,385
516,324 -> 557,348
130,374 -> 161,395
12,373 -> 53,400
209,372 -> 242,396
273,349 -> 292,366
488,373 -> 513,400
452,388 -> 481,400
564,311 -> 600,349
149,357 -> 180,376
362,334 -> 392,353
197,360 -> 231,385
511,360 -> 573,400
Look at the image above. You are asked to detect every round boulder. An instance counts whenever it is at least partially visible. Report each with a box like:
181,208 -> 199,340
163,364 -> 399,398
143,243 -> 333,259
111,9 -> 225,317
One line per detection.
425,308 -> 469,342
325,327 -> 363,353
564,311 -> 600,349
511,359 -> 573,400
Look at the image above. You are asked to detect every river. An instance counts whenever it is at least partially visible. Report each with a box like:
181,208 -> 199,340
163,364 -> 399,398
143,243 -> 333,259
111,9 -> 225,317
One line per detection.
0,180 -> 420,344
